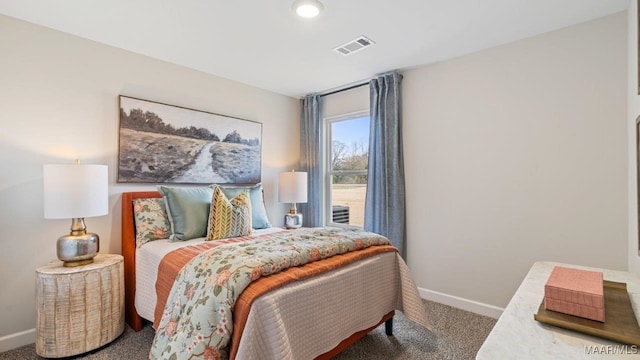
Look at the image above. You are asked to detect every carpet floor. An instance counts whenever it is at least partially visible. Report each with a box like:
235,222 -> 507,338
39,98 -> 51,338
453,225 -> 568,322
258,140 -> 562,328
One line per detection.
0,300 -> 496,360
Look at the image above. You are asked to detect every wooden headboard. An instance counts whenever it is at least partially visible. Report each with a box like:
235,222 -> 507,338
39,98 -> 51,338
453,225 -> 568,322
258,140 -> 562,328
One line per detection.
121,191 -> 162,331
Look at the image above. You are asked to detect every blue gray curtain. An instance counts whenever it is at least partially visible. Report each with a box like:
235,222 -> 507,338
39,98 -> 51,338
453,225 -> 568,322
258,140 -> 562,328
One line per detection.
299,94 -> 323,227
364,72 -> 406,258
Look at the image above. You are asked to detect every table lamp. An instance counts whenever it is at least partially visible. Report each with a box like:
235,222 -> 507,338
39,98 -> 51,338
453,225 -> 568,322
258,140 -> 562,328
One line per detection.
43,162 -> 108,267
278,170 -> 308,229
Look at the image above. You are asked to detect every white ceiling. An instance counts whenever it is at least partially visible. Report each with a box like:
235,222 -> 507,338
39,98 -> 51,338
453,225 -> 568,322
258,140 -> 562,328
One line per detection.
0,0 -> 629,98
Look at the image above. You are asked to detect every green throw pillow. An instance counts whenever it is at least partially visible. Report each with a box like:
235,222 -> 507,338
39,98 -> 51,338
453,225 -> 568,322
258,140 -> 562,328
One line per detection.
157,186 -> 213,241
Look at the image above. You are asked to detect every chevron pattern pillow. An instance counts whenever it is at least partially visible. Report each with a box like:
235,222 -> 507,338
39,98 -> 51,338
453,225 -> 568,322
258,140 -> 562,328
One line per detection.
207,186 -> 252,240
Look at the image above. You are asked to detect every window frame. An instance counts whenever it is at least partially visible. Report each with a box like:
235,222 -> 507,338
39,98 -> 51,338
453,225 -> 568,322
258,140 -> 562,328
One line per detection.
323,110 -> 370,229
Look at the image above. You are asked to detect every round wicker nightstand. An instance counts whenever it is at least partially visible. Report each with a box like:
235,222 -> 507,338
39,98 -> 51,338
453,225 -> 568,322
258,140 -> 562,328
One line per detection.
35,254 -> 125,358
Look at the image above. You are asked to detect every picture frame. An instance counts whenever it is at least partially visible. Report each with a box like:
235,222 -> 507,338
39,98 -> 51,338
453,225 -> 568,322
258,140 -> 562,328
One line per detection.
117,96 -> 262,184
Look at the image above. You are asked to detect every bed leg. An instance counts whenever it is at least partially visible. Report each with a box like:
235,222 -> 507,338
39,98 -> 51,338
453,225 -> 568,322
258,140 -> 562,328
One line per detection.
385,317 -> 393,336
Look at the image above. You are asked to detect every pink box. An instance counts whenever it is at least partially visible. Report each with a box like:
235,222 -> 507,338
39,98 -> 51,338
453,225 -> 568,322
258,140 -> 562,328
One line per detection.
544,297 -> 605,322
544,266 -> 605,322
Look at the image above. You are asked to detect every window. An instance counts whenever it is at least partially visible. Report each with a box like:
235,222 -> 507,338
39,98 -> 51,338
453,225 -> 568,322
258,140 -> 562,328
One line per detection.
325,111 -> 370,227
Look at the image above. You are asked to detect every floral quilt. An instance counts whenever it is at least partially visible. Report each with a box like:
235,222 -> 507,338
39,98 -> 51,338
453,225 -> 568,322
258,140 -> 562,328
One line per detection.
149,227 -> 391,360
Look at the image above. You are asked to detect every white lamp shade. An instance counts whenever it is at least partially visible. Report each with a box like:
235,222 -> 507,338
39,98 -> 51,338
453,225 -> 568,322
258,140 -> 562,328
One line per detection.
43,164 -> 109,219
278,171 -> 308,203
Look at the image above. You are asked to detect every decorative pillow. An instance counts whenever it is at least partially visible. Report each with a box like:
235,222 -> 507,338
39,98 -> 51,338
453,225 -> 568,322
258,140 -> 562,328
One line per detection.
157,186 -> 213,241
207,186 -> 252,240
133,198 -> 171,248
213,183 -> 272,229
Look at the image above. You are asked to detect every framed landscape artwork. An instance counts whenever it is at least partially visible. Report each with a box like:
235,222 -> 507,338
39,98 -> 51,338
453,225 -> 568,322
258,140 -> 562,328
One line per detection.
117,96 -> 262,184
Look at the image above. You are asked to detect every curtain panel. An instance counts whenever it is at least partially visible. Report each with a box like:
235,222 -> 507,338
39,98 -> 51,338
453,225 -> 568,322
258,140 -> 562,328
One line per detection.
364,72 -> 406,259
299,94 -> 323,227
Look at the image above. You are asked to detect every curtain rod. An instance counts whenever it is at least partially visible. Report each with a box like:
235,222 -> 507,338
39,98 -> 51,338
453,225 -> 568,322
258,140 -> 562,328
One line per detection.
319,81 -> 369,98
316,71 -> 401,98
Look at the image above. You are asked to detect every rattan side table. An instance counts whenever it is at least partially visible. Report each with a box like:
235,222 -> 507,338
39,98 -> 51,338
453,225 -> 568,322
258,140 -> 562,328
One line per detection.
35,254 -> 125,358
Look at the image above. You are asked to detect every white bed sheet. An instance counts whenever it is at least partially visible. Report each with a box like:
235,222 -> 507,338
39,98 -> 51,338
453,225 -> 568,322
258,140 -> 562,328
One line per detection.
135,228 -> 282,322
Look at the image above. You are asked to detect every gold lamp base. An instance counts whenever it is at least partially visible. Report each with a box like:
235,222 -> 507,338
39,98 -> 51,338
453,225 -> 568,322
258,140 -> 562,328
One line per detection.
57,218 -> 99,267
62,258 -> 95,267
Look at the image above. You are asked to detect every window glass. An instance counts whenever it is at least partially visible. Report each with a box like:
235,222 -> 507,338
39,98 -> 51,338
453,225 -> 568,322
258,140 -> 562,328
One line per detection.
326,115 -> 369,227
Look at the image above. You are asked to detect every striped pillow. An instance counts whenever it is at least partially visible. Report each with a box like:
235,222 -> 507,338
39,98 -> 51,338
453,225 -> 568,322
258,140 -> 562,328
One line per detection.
207,186 -> 252,240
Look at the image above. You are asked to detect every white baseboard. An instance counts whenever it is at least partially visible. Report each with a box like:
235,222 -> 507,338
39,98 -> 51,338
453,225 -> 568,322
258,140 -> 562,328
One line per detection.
0,328 -> 35,353
418,287 -> 504,319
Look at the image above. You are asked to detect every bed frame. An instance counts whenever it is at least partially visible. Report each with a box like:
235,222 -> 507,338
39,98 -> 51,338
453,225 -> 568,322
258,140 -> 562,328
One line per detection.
121,191 -> 393,358
122,191 -> 162,332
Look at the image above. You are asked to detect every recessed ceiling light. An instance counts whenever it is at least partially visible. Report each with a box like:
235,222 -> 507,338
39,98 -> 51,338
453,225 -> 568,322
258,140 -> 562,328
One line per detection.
292,0 -> 324,19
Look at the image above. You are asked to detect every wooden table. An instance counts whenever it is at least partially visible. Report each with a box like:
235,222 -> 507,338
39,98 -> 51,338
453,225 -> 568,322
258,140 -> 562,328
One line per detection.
36,254 -> 125,358
476,261 -> 640,359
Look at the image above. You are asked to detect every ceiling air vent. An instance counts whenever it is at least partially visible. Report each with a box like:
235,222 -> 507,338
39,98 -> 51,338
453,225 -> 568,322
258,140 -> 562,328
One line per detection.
333,35 -> 375,56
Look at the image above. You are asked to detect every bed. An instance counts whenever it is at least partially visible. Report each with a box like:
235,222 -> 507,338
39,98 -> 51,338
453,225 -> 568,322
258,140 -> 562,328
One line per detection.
122,190 -> 429,359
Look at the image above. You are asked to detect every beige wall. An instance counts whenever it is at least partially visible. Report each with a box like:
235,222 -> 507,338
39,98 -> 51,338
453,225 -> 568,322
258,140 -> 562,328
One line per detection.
628,4 -> 640,275
403,12 -> 628,311
322,85 -> 369,119
0,14 -> 299,348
